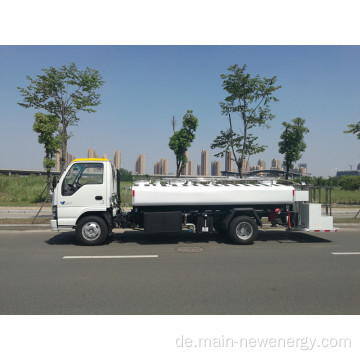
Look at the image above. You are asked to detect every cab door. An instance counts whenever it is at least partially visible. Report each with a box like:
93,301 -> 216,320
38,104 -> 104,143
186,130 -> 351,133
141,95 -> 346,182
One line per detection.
57,162 -> 107,226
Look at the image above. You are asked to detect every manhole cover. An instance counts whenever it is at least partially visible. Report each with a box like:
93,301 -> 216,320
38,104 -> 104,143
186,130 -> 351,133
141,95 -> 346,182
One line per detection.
176,246 -> 204,253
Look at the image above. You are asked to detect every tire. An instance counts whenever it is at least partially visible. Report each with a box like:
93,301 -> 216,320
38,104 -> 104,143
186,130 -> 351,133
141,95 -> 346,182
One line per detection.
229,216 -> 258,245
76,216 -> 109,246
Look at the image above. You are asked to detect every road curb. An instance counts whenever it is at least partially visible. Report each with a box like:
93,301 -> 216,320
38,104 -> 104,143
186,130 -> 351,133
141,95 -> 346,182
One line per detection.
0,224 -> 51,231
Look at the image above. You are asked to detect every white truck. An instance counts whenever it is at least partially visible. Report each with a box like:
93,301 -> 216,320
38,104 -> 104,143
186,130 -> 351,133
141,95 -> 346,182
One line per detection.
50,158 -> 338,245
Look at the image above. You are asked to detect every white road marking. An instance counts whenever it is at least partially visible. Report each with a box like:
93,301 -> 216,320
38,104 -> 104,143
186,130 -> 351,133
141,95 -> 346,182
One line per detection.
63,255 -> 159,259
331,252 -> 360,255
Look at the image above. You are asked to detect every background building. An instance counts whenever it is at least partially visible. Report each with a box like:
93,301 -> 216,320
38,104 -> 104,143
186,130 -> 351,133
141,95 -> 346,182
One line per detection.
55,150 -> 75,171
271,159 -> 283,170
298,163 -> 307,174
211,161 -> 221,176
200,150 -> 209,176
88,148 -> 98,158
135,154 -> 145,175
188,160 -> 194,176
257,159 -> 266,170
225,151 -> 234,173
114,150 -> 121,170
242,159 -> 250,173
154,158 -> 169,175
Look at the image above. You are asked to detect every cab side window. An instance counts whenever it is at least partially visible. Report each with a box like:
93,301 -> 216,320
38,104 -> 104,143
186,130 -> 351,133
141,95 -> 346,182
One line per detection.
62,163 -> 104,196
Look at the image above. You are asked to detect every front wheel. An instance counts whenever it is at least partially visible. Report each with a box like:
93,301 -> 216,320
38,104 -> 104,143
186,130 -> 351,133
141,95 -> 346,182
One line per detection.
76,216 -> 108,246
229,216 -> 258,245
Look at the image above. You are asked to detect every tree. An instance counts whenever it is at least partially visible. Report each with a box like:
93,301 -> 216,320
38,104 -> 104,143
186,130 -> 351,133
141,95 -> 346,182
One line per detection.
344,121 -> 360,139
278,117 -> 309,180
211,64 -> 281,177
33,113 -> 61,192
169,110 -> 198,177
18,63 -> 104,174
119,168 -> 133,182
211,114 -> 267,175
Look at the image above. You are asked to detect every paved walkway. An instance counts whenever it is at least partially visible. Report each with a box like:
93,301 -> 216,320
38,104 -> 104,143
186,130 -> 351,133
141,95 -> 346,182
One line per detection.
0,207 -> 52,219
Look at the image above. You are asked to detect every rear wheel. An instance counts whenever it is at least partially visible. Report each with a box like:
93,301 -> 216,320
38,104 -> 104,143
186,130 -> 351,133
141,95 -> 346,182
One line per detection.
76,216 -> 108,246
229,216 -> 258,245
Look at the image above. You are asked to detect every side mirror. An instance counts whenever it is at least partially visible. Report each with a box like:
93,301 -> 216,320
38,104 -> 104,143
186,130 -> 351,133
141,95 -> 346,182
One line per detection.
52,175 -> 58,191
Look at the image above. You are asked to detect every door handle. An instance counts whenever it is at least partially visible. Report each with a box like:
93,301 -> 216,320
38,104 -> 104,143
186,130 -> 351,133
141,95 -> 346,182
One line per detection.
95,196 -> 103,200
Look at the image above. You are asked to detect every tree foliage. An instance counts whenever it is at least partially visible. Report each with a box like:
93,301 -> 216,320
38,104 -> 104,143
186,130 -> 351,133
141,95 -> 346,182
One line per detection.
18,63 -> 104,174
278,117 -> 309,180
169,110 -> 198,177
212,64 -> 281,177
302,175 -> 360,191
344,121 -> 360,139
119,168 -> 133,182
337,176 -> 360,190
33,113 -> 61,191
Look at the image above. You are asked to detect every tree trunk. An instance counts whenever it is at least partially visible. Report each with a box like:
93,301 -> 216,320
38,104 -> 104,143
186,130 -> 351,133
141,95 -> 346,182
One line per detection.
60,123 -> 67,175
285,160 -> 291,180
46,169 -> 51,194
60,105 -> 67,175
237,162 -> 242,178
45,149 -> 52,194
176,159 -> 182,178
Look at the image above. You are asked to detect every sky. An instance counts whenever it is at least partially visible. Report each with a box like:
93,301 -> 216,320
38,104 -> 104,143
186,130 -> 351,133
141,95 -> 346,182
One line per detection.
0,45 -> 359,177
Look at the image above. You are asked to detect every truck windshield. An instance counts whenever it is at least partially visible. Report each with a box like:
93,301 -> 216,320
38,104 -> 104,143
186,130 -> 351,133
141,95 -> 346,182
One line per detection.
62,163 -> 104,196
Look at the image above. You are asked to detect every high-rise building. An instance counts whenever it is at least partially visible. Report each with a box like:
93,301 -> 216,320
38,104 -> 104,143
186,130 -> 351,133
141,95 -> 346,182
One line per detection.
257,159 -> 266,170
66,152 -> 75,165
101,154 -> 108,159
201,150 -> 209,176
55,150 -> 75,171
211,161 -> 221,176
242,159 -> 250,173
225,151 -> 234,172
197,164 -> 201,176
188,160 -> 194,176
270,159 -> 283,171
135,154 -> 145,175
298,163 -> 307,173
272,159 -> 279,169
113,150 -> 121,170
88,148 -> 97,158
154,158 -> 169,175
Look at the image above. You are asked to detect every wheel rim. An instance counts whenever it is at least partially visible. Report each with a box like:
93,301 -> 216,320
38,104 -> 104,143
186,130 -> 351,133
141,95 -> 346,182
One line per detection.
235,222 -> 253,240
82,222 -> 101,241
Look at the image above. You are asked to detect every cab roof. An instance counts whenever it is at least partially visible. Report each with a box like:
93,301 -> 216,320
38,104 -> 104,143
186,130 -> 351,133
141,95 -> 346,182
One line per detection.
72,158 -> 110,162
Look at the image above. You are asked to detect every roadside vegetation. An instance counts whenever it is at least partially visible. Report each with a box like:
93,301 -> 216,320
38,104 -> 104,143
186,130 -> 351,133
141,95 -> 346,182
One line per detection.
0,174 -> 133,207
0,174 -> 48,206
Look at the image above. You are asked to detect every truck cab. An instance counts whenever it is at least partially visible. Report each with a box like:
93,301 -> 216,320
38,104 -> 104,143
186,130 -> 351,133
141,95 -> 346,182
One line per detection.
51,158 -> 118,245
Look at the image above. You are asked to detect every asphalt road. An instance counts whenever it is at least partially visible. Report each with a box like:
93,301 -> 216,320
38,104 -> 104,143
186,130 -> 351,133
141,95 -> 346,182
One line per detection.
0,228 -> 359,315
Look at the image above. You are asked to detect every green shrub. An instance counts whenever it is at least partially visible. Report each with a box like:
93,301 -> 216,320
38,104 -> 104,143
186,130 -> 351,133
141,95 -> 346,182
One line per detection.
0,174 -> 47,206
